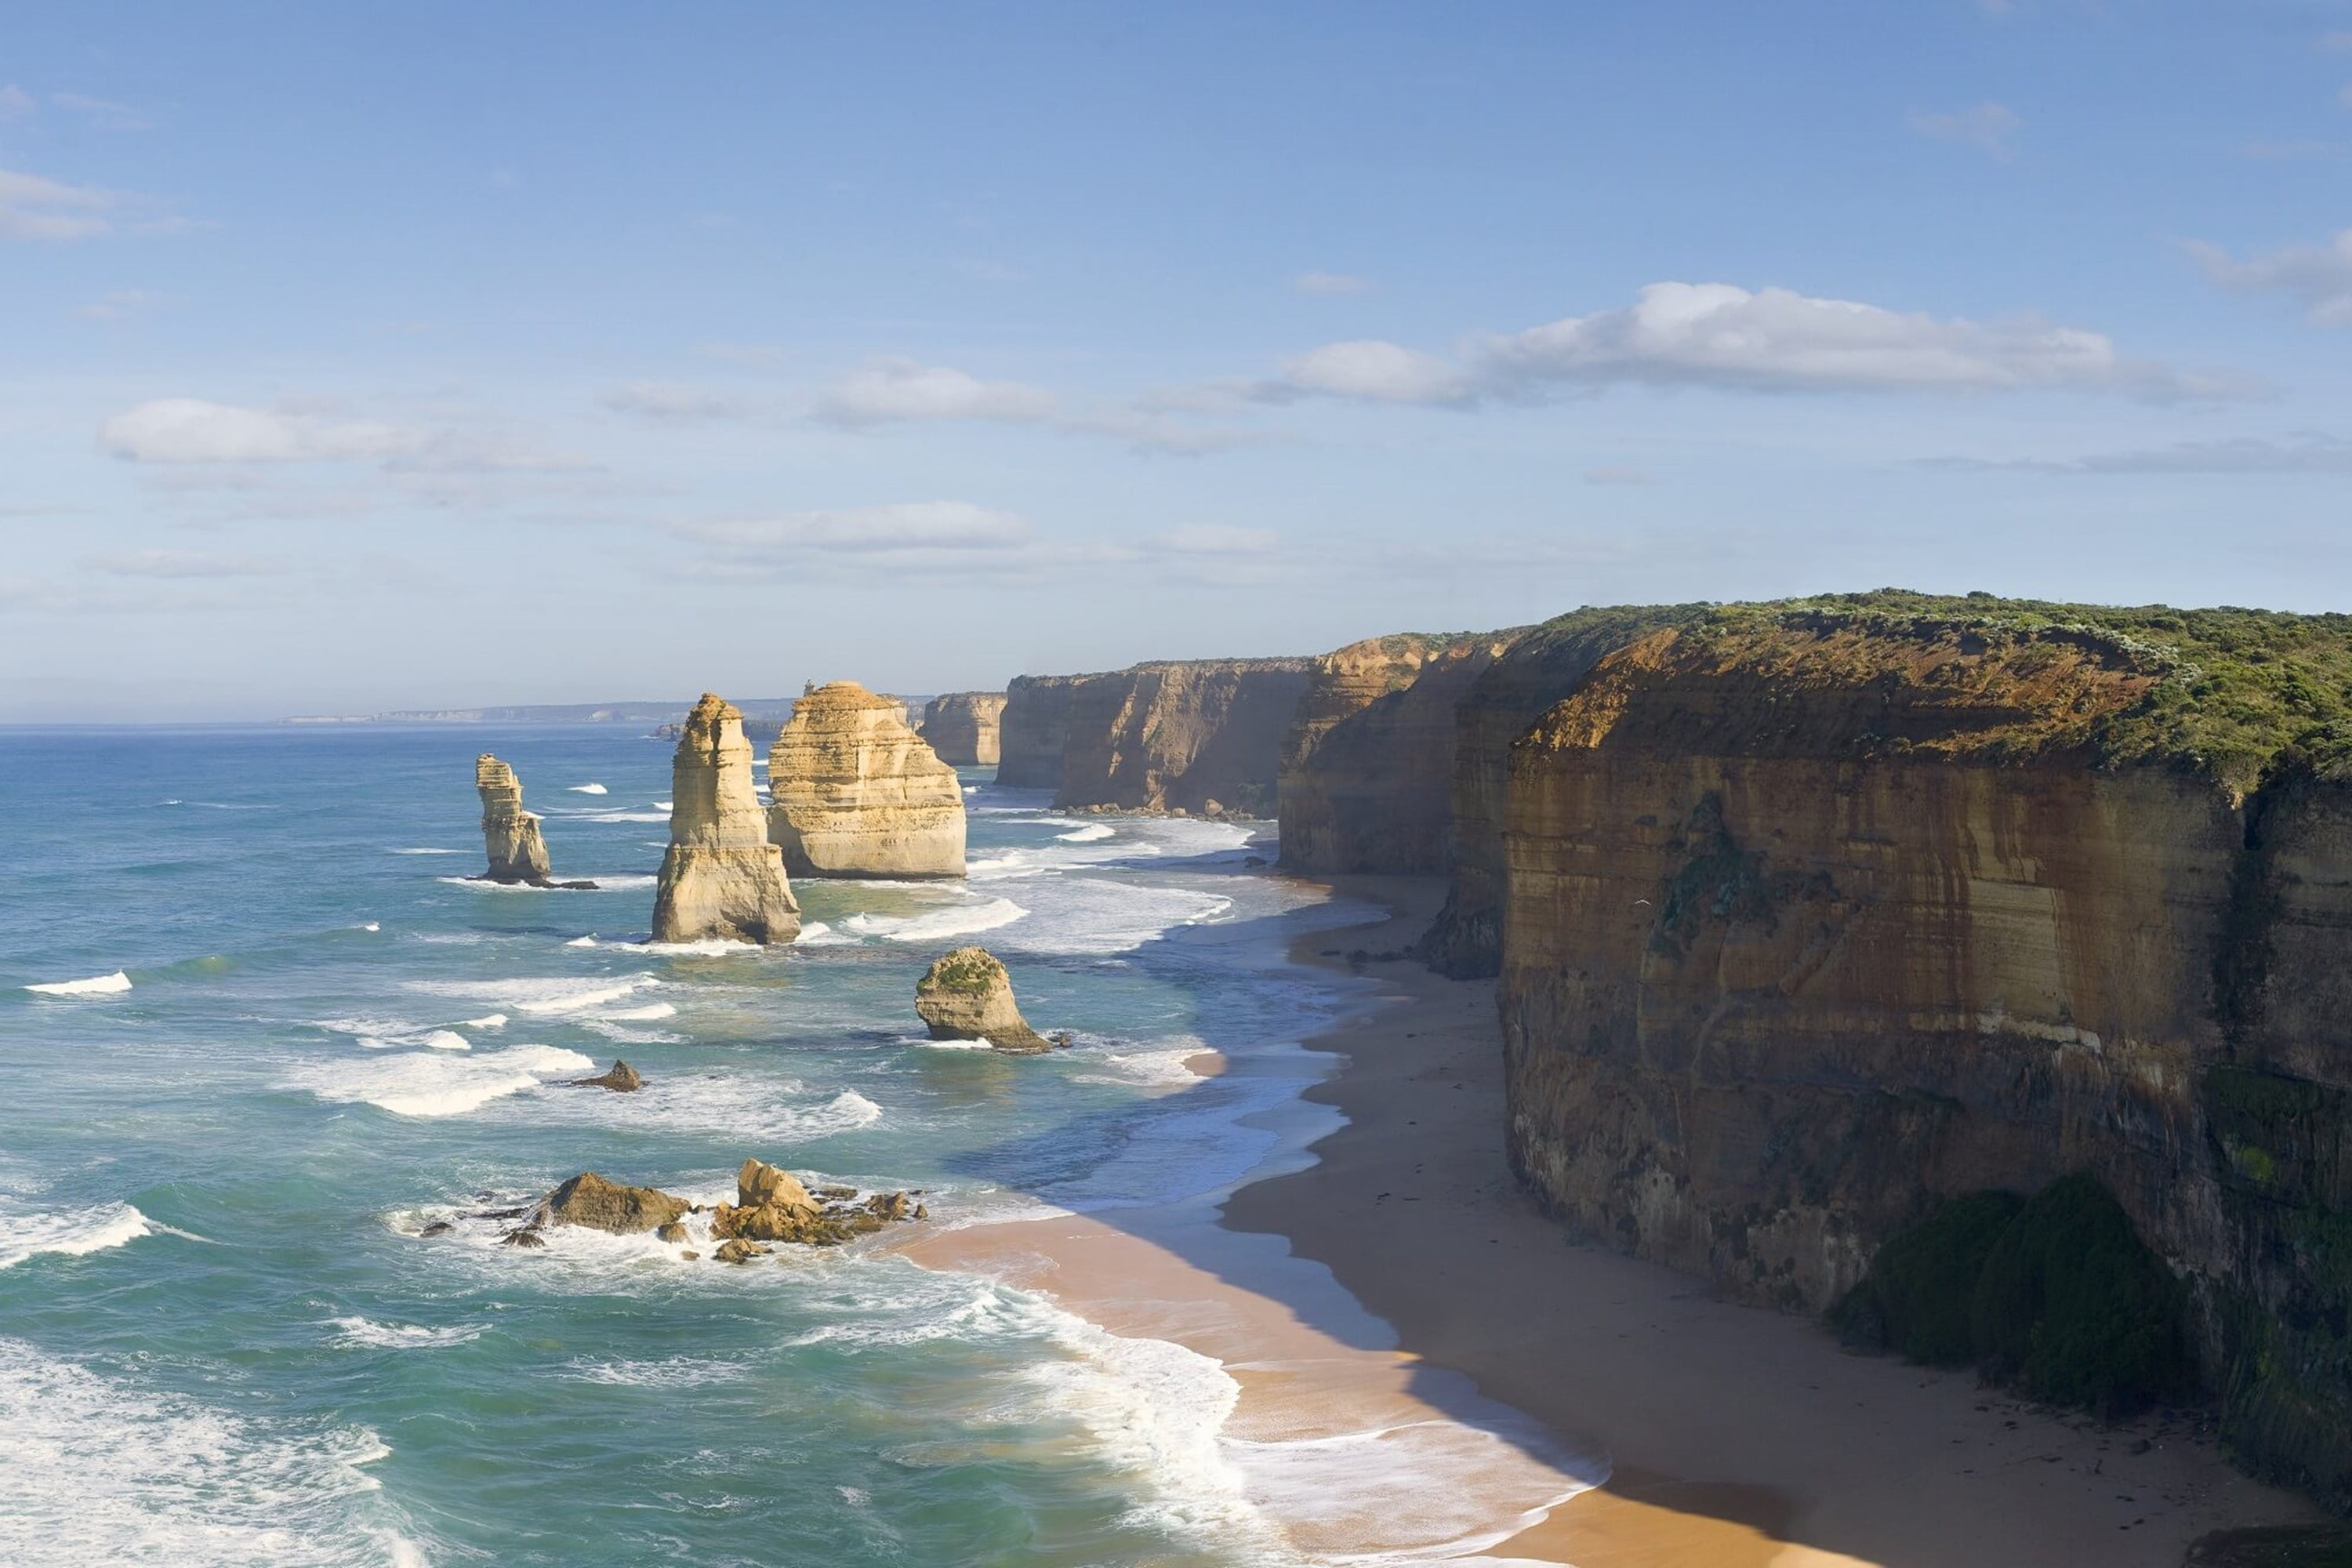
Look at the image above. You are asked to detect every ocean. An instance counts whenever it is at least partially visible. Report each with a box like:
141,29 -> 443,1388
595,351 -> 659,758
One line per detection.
0,720 -> 1531,1567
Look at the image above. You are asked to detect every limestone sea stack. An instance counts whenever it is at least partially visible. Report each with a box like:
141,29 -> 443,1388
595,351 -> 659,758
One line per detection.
475,753 -> 554,884
914,946 -> 1051,1053
766,681 -> 966,878
652,693 -> 800,944
921,691 -> 1007,767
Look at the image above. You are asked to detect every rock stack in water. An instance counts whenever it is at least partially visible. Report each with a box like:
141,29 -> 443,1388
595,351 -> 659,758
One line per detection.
921,691 -> 1007,767
766,681 -> 966,879
914,946 -> 1052,1053
475,753 -> 555,884
652,693 -> 800,944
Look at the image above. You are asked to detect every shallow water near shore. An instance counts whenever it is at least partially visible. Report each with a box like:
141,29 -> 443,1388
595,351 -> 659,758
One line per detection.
0,723 -> 1584,1566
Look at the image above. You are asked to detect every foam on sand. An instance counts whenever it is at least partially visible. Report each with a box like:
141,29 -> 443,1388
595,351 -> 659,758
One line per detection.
23,971 -> 131,996
288,1043 -> 598,1118
0,1335 -> 423,1568
0,1202 -> 152,1270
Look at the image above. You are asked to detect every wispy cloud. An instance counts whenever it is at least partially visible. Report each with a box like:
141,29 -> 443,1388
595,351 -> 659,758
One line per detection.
599,381 -> 763,423
812,359 -> 1058,427
2188,230 -> 2352,325
1918,433 -> 2352,474
100,397 -> 593,474
677,501 -> 1034,558
1907,101 -> 2020,158
0,85 -> 32,122
1145,523 -> 1277,555
80,549 -> 285,579
78,287 -> 169,322
51,92 -> 150,131
1239,281 -> 2217,405
0,167 -> 120,241
1296,270 -> 1376,295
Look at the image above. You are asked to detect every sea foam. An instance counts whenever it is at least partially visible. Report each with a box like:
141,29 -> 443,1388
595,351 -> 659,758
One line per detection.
841,897 -> 1028,944
289,1044 -> 598,1118
23,971 -> 131,996
0,1202 -> 151,1270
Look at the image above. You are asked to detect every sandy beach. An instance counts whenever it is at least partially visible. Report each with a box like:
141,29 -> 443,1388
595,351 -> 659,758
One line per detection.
910,872 -> 2324,1566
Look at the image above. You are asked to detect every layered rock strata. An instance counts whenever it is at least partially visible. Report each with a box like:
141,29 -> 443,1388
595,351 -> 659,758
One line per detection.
766,681 -> 965,878
915,947 -> 1051,1053
474,753 -> 555,884
1493,596 -> 2352,1508
1066,659 -> 1314,814
997,675 -> 1083,788
922,691 -> 1007,767
1279,631 -> 1518,874
652,693 -> 800,944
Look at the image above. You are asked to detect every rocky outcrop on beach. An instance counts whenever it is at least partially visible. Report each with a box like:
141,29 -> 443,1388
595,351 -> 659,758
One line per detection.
652,693 -> 800,945
999,659 -> 1312,815
568,1058 -> 641,1092
543,1171 -> 690,1234
915,946 -> 1051,1053
474,754 -> 557,884
710,1159 -> 925,1246
1490,593 -> 2352,1508
922,691 -> 1007,767
765,681 -> 966,879
1278,632 -> 1519,875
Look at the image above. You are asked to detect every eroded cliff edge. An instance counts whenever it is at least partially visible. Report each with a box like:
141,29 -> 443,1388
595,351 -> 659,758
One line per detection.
1493,594 -> 2352,1507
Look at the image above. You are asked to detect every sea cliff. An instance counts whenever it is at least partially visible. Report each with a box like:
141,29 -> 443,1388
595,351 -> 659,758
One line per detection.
922,691 -> 1006,768
1491,593 -> 2352,1508
999,659 -> 1313,814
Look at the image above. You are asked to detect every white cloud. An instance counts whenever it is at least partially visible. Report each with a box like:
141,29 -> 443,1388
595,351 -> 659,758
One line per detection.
0,167 -> 118,241
81,549 -> 283,579
2189,230 -> 2352,325
601,381 -> 758,422
1297,270 -> 1376,295
1277,339 -> 1470,404
51,92 -> 149,131
1907,102 -> 2020,158
1921,433 -> 2352,474
676,502 -> 1034,557
0,85 -> 32,122
1146,524 -> 1278,554
1258,281 -> 2212,404
813,359 -> 1057,426
100,397 -> 590,473
78,287 -> 167,322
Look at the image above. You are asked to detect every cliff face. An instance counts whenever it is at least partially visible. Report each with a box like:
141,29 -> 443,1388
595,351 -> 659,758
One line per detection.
1494,601 -> 2352,1507
922,691 -> 1007,767
1421,605 -> 1707,976
474,753 -> 554,884
1278,632 -> 1516,874
765,681 -> 965,878
652,693 -> 800,944
1054,659 -> 1312,814
997,676 -> 1083,788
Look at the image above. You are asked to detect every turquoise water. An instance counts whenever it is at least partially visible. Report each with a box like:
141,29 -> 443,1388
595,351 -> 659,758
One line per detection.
0,724 -> 1374,1567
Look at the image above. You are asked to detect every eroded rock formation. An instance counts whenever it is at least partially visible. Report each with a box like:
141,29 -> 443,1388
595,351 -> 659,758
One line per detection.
544,1171 -> 689,1234
475,754 -> 555,884
1492,595 -> 2352,1508
915,946 -> 1051,1053
1279,631 -> 1518,874
652,693 -> 800,944
569,1058 -> 642,1092
923,691 -> 1007,767
765,681 -> 966,878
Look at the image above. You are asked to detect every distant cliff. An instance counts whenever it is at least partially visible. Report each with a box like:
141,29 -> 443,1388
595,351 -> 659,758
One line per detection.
1491,593 -> 2352,1508
922,691 -> 1007,768
1277,631 -> 1517,874
1000,659 -> 1313,814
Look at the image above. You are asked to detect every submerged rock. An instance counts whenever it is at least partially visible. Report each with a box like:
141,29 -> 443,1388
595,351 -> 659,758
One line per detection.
913,946 -> 1051,1054
766,681 -> 967,879
655,1220 -> 690,1244
544,1171 -> 690,1234
713,1239 -> 769,1264
501,1228 -> 547,1249
474,754 -> 557,885
652,693 -> 800,945
569,1058 -> 643,1092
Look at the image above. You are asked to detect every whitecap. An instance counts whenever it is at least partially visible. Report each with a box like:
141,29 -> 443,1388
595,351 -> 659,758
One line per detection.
0,1203 -> 151,1269
357,922 -> 380,933
388,847 -> 462,855
1056,822 -> 1116,843
568,782 -> 608,795
796,921 -> 855,947
409,973 -> 659,1015
654,800 -> 673,811
285,1043 -> 598,1118
574,810 -> 669,823
461,1013 -> 506,1029
564,935 -> 598,948
326,1317 -> 486,1350
23,971 -> 130,996
0,1338 -> 420,1567
561,1356 -> 742,1388
638,937 -> 758,956
419,1030 -> 470,1052
841,897 -> 1028,945
597,1003 -> 676,1022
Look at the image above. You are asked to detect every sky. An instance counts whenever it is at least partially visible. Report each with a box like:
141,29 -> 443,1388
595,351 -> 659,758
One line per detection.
6,2 -> 2352,719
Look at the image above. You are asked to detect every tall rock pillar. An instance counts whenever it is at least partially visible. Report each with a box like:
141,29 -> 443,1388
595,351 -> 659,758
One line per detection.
476,754 -> 554,884
652,693 -> 800,944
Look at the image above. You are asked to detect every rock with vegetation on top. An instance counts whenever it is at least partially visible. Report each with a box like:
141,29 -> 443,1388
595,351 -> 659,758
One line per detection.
652,693 -> 800,944
921,691 -> 1007,767
474,753 -> 557,884
543,1171 -> 690,1234
914,946 -> 1051,1053
765,681 -> 967,879
569,1058 -> 642,1092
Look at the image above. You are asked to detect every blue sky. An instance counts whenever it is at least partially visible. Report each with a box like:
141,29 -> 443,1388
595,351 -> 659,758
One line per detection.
6,2 -> 2352,718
